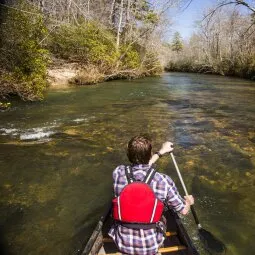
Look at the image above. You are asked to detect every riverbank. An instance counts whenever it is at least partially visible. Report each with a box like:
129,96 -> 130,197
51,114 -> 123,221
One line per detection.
0,1 -> 162,102
47,58 -> 162,89
165,63 -> 255,81
47,58 -> 255,91
0,56 -> 162,100
47,60 -> 77,89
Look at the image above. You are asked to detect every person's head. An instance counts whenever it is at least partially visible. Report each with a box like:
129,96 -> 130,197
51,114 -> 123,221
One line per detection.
127,135 -> 152,164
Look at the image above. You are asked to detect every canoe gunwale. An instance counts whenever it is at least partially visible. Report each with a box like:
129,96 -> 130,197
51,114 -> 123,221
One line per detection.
81,205 -> 112,255
174,217 -> 199,255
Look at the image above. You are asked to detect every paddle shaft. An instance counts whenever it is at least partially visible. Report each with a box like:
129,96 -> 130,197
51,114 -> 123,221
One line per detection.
170,153 -> 201,228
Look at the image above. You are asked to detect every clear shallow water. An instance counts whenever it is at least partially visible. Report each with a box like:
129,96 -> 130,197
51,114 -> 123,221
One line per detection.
0,73 -> 254,255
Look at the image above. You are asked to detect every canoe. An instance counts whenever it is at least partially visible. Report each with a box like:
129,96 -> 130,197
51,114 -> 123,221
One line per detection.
81,205 -> 199,255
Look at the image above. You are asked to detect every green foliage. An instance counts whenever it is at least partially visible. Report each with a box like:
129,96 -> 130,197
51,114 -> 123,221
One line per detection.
49,22 -> 119,70
140,0 -> 150,12
144,11 -> 159,24
142,52 -> 163,75
135,1 -> 158,24
0,0 -> 49,101
171,32 -> 184,52
0,1 -> 165,99
120,46 -> 141,69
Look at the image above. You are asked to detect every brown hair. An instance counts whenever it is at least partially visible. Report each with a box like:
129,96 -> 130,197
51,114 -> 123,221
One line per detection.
127,135 -> 152,164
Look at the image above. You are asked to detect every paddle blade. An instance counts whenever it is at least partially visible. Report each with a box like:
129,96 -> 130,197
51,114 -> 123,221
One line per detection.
198,228 -> 226,254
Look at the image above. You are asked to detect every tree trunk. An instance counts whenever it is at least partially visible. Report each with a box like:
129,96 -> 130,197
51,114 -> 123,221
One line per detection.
39,0 -> 45,12
116,0 -> 124,50
110,0 -> 116,25
87,0 -> 90,16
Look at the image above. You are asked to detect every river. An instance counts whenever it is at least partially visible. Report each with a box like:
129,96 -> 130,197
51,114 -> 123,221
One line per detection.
0,73 -> 254,255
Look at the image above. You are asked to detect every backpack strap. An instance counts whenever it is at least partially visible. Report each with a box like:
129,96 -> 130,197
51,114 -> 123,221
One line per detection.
125,166 -> 134,184
144,167 -> 156,184
125,166 -> 156,184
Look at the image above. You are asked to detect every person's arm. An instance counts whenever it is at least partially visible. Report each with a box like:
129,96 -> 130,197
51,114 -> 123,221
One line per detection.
165,176 -> 194,215
149,141 -> 174,166
180,195 -> 194,215
112,165 -> 125,197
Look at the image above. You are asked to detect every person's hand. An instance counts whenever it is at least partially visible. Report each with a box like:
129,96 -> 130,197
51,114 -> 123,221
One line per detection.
184,195 -> 194,206
159,141 -> 174,155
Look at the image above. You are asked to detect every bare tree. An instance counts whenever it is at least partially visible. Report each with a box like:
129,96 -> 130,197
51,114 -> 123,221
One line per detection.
116,0 -> 124,49
167,4 -> 255,78
203,0 -> 255,22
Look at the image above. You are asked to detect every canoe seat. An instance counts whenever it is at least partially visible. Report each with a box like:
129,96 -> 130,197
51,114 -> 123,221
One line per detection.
158,245 -> 186,253
104,245 -> 187,255
102,232 -> 187,254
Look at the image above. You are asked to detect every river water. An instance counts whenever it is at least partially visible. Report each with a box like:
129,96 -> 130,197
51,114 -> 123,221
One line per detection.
0,73 -> 254,255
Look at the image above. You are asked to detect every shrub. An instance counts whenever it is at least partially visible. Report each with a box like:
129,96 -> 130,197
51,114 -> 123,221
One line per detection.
120,46 -> 141,69
48,22 -> 119,72
142,52 -> 163,75
69,64 -> 104,85
0,0 -> 49,101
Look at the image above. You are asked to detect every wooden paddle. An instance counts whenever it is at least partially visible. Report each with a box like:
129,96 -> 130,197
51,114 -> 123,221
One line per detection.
170,152 -> 226,254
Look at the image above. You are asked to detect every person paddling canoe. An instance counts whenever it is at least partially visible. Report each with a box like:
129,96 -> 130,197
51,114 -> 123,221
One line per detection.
109,135 -> 194,255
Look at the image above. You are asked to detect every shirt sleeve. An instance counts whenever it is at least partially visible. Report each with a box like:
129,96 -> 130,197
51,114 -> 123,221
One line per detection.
112,165 -> 126,197
165,176 -> 185,213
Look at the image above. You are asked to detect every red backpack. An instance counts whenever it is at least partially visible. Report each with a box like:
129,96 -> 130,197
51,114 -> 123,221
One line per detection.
112,166 -> 164,229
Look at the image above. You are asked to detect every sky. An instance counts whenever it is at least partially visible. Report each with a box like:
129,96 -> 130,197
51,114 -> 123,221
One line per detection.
168,0 -> 214,40
168,0 -> 254,40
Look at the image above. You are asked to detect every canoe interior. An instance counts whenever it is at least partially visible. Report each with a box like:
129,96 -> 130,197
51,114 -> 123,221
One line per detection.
84,209 -> 199,255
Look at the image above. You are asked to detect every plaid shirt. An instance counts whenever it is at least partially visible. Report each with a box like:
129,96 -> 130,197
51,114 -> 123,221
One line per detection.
108,164 -> 185,255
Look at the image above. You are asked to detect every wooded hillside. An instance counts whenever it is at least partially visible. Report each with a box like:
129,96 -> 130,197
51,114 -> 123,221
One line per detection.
0,0 -> 179,100
166,1 -> 255,80
0,0 -> 254,101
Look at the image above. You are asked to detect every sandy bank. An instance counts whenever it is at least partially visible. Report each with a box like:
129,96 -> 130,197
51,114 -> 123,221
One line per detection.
47,62 -> 78,88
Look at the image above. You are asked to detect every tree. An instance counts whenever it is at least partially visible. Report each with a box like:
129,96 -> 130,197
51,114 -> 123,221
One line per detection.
166,5 -> 255,79
203,0 -> 255,21
0,0 -> 193,100
171,32 -> 183,52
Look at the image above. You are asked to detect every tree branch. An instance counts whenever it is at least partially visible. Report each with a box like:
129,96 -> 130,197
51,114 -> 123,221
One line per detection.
202,1 -> 255,22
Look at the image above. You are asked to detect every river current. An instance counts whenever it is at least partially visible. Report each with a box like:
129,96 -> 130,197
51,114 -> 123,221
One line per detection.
0,73 -> 254,255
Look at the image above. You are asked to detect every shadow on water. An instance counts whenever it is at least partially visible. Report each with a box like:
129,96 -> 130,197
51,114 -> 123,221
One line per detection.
0,226 -> 9,255
0,205 -> 25,255
70,199 -> 112,255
